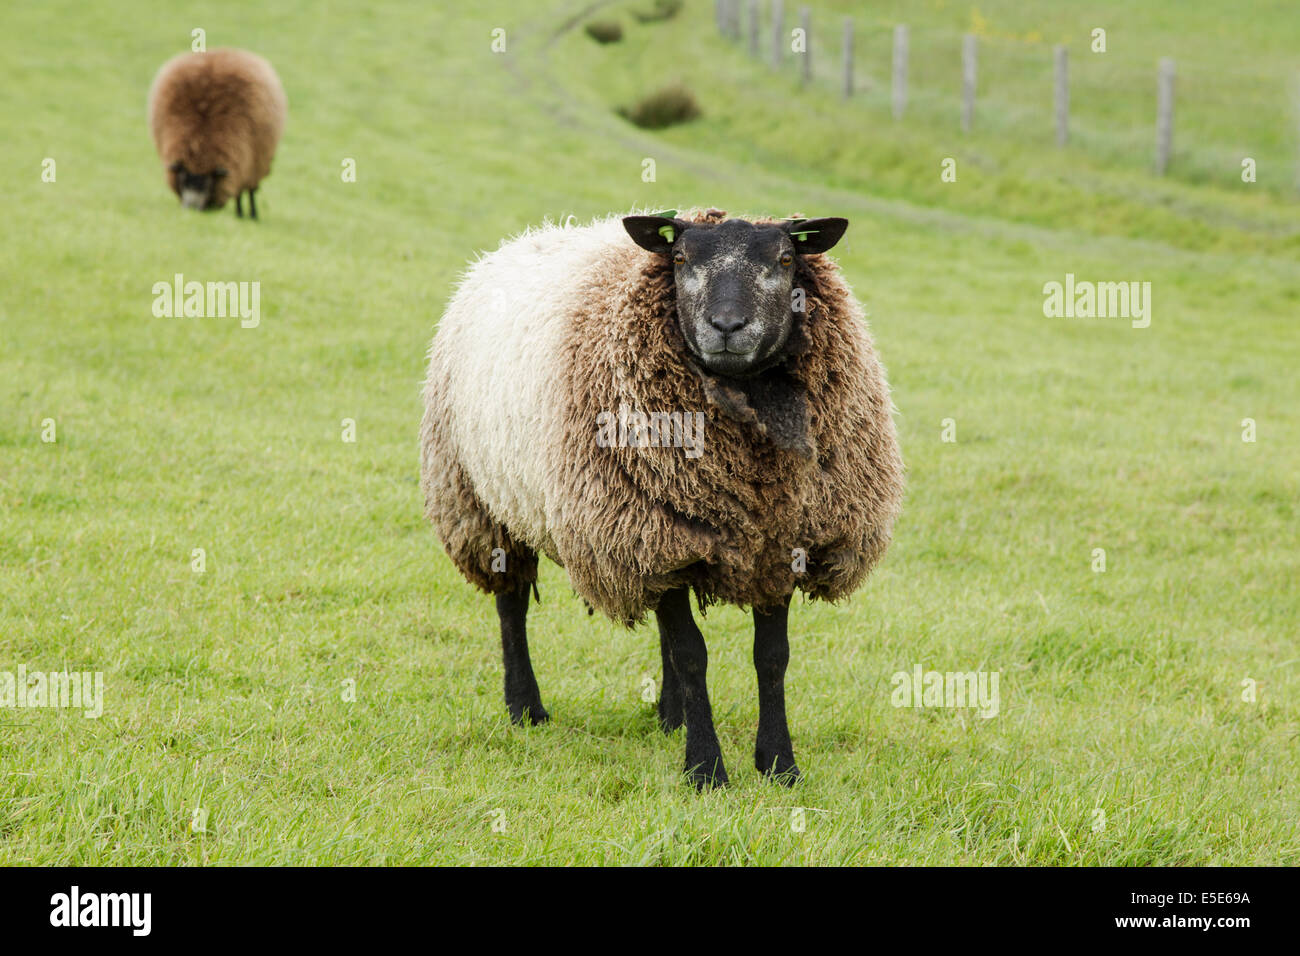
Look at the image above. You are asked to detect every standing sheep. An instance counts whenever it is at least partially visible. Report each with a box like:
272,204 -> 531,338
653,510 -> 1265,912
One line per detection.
420,209 -> 904,789
147,48 -> 287,219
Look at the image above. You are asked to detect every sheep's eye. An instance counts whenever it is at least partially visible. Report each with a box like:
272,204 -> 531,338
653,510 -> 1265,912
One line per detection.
673,252 -> 686,265
779,253 -> 794,266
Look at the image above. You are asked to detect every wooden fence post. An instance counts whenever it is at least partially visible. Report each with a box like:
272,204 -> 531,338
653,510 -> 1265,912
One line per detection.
772,0 -> 784,69
892,25 -> 908,119
1054,45 -> 1069,146
748,0 -> 760,57
800,6 -> 811,84
961,34 -> 976,132
1156,57 -> 1175,174
842,18 -> 854,99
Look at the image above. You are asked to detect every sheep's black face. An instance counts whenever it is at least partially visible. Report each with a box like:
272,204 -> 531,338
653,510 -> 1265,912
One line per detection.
624,215 -> 848,379
168,162 -> 228,211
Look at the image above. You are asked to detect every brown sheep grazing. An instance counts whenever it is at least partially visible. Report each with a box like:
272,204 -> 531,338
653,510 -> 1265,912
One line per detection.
147,48 -> 287,219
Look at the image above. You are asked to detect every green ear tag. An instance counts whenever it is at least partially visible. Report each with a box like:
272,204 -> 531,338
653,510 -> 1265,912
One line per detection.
653,209 -> 678,219
658,225 -> 675,243
793,230 -> 818,242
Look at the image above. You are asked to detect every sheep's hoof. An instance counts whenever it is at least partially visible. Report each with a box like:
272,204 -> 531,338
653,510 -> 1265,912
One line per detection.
756,751 -> 802,786
657,698 -> 683,734
686,758 -> 729,791
508,703 -> 550,726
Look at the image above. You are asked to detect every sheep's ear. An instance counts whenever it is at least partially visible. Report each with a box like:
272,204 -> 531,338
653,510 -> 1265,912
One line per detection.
785,217 -> 848,254
623,215 -> 688,255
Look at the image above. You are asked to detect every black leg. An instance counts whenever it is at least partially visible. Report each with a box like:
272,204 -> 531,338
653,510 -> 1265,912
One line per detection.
249,187 -> 258,221
658,626 -> 683,733
235,192 -> 243,218
753,598 -> 800,784
496,586 -> 548,725
656,587 -> 727,790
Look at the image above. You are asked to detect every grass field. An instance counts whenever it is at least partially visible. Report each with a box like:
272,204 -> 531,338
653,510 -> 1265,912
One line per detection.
1,0 -> 1297,864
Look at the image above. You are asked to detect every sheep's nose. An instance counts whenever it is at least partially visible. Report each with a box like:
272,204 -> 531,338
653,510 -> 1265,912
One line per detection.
710,311 -> 746,333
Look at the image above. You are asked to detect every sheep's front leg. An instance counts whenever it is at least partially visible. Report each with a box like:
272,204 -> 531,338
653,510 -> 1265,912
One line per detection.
497,585 -> 549,725
754,598 -> 800,784
248,187 -> 258,221
657,587 -> 727,789
235,192 -> 243,218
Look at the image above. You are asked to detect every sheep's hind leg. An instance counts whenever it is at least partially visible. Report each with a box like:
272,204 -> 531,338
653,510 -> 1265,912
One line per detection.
657,626 -> 683,733
497,584 -> 549,726
235,193 -> 243,218
753,598 -> 800,784
657,587 -> 727,789
248,187 -> 258,221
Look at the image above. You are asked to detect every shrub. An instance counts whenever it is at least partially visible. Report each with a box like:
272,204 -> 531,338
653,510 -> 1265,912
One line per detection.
618,83 -> 701,129
633,0 -> 685,23
584,20 -> 623,44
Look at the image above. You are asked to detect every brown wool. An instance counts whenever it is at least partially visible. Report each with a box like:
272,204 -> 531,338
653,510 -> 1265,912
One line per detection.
422,210 -> 904,624
147,48 -> 287,207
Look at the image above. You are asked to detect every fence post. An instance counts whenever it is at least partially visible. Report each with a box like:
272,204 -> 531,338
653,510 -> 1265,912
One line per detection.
842,18 -> 854,99
1156,57 -> 1175,174
800,6 -> 811,84
772,0 -> 784,69
715,0 -> 724,34
892,25 -> 908,119
961,34 -> 976,132
1054,45 -> 1069,146
748,0 -> 760,57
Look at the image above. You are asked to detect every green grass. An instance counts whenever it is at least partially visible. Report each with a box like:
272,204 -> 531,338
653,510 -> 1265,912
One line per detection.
1,0 -> 1296,864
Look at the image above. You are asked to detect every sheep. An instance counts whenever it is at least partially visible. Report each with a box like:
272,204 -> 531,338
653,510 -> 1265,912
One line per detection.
420,208 -> 904,789
147,48 -> 287,219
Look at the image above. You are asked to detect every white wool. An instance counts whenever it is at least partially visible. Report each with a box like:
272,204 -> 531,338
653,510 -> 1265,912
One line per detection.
427,215 -> 636,555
